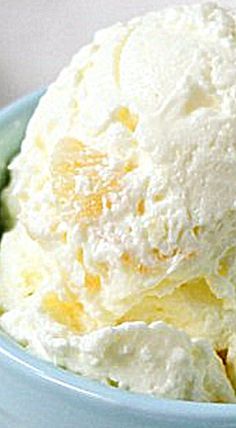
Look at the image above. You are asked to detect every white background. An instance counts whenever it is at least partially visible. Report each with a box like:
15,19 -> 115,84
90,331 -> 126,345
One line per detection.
1,0 -> 235,107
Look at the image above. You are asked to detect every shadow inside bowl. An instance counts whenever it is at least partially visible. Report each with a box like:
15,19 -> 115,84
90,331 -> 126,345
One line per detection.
0,89 -> 44,237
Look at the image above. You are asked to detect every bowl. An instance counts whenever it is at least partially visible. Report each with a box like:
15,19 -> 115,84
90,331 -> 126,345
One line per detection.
0,91 -> 236,428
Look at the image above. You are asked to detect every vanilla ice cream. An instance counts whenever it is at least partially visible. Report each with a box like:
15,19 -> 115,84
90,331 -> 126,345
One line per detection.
1,2 -> 236,402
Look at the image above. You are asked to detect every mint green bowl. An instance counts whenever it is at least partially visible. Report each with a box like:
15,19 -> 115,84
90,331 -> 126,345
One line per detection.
0,91 -> 236,428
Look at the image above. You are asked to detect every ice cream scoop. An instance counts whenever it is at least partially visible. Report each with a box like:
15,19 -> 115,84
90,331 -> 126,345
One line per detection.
1,2 -> 236,402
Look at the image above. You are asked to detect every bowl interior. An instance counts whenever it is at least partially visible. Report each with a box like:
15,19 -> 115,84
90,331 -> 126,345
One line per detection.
0,90 -> 44,236
0,91 -> 43,189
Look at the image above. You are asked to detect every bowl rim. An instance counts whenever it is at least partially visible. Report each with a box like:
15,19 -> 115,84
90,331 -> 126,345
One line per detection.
1,90 -> 236,421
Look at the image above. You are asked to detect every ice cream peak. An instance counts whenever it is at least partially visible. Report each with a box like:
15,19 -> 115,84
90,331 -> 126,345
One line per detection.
1,2 -> 236,402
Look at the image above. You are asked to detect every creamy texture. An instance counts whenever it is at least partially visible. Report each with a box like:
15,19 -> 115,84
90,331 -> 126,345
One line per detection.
1,311 -> 234,402
1,2 -> 236,402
